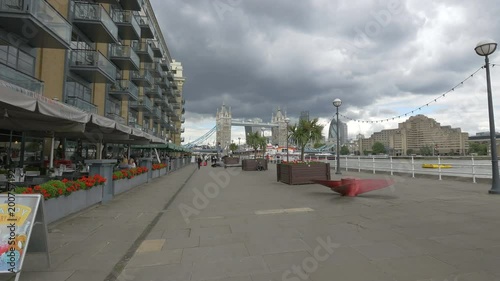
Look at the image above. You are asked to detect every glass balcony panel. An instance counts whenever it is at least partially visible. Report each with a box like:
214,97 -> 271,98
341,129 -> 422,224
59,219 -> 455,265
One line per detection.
131,41 -> 154,63
111,9 -> 140,40
66,96 -> 98,114
130,69 -> 153,87
109,79 -> 139,101
105,112 -> 126,124
109,44 -> 140,70
72,2 -> 118,43
0,63 -> 44,94
69,50 -> 117,83
0,0 -> 71,48
135,15 -> 154,38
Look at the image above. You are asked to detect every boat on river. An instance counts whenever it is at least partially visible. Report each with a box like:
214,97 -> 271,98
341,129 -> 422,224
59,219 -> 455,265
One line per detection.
422,164 -> 453,169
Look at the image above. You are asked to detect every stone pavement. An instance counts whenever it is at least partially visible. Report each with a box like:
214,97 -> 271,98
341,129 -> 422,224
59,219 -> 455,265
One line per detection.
8,163 -> 500,281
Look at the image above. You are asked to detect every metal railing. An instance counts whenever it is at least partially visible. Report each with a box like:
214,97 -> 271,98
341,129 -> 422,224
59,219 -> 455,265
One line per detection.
294,155 -> 496,183
69,50 -> 117,80
0,0 -> 72,44
73,2 -> 118,39
111,9 -> 140,35
109,80 -> 139,100
0,63 -> 44,94
109,45 -> 140,68
65,96 -> 98,113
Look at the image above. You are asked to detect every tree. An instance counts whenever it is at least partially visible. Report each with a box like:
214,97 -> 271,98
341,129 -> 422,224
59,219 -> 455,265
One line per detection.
340,145 -> 350,155
469,142 -> 488,155
314,142 -> 326,149
289,118 -> 324,161
419,145 -> 432,156
229,143 -> 238,154
372,142 -> 386,154
406,149 -> 414,155
246,132 -> 266,158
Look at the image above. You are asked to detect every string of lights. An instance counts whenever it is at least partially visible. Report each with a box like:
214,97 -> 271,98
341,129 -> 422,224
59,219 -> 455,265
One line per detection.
339,65 -> 493,124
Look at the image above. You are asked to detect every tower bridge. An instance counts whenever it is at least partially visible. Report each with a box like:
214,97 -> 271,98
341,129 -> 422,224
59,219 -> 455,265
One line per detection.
216,103 -> 287,150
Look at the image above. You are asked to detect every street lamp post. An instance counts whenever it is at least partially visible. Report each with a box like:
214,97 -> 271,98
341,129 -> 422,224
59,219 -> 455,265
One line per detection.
285,118 -> 290,162
475,39 -> 499,194
333,98 -> 342,175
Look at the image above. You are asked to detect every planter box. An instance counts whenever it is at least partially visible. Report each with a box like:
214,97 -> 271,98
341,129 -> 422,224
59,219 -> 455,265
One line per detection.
159,168 -> 167,176
44,185 -> 104,224
223,157 -> 240,165
242,159 -> 268,171
277,163 -> 331,185
113,173 -> 147,195
152,169 -> 160,179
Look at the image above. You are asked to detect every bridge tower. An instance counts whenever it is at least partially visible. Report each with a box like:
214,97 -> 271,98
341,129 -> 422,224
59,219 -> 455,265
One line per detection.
271,107 -> 288,147
216,103 -> 232,150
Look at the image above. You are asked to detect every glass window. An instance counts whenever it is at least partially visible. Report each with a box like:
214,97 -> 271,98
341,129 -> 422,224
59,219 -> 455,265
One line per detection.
66,78 -> 92,102
18,51 -> 35,75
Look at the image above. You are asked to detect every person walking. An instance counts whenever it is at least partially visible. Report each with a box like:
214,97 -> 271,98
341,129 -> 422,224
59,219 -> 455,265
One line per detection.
197,156 -> 203,170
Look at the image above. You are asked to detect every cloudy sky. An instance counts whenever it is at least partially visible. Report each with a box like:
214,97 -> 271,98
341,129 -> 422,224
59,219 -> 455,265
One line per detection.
152,0 -> 500,144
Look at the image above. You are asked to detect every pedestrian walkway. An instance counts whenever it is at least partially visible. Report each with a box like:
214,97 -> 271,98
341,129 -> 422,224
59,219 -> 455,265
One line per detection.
8,164 -> 500,280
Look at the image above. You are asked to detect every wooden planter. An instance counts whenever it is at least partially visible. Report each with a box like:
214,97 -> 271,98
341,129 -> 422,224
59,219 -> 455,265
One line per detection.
242,159 -> 268,171
277,163 -> 331,185
43,185 -> 104,224
223,157 -> 240,165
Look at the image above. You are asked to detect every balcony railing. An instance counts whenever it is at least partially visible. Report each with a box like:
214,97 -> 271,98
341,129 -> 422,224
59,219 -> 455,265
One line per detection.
109,44 -> 140,70
109,79 -> 139,101
130,96 -> 153,112
72,2 -> 118,43
181,117 -> 185,123
131,41 -> 154,63
0,63 -> 44,94
111,9 -> 140,40
65,96 -> 98,114
106,112 -> 126,124
69,50 -> 117,83
146,85 -> 162,99
130,69 -> 153,87
0,0 -> 72,48
135,15 -> 154,38
148,40 -> 163,57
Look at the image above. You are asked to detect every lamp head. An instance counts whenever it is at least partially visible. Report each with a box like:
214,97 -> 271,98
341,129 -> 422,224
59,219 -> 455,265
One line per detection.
475,39 -> 497,56
333,98 -> 342,107
284,117 -> 290,124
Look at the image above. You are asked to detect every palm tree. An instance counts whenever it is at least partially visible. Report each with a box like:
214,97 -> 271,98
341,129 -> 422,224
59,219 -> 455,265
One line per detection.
246,132 -> 266,158
289,118 -> 324,161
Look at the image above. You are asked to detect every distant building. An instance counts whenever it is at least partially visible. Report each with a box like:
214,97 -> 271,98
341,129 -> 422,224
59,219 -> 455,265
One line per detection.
358,115 -> 469,156
328,119 -> 348,145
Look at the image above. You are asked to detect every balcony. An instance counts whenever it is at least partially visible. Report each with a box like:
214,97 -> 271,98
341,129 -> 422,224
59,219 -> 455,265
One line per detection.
152,107 -> 161,120
130,69 -> 153,87
96,0 -> 142,11
181,117 -> 185,123
65,96 -> 98,114
129,96 -> 153,113
145,85 -> 161,99
171,114 -> 180,122
105,112 -> 126,125
182,98 -> 185,105
166,71 -> 174,81
160,60 -> 170,71
109,45 -> 140,71
135,15 -> 154,38
144,61 -> 162,78
181,108 -> 185,114
0,0 -> 71,49
148,40 -> 163,58
181,137 -> 185,143
172,103 -> 181,110
69,50 -> 117,83
181,127 -> 185,133
160,96 -> 169,107
131,41 -> 154,63
111,10 -> 140,40
72,2 -> 118,43
156,77 -> 169,89
0,63 -> 44,94
108,80 -> 139,101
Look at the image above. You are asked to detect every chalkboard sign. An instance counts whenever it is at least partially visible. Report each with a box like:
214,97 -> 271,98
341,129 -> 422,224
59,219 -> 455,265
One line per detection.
0,194 -> 49,280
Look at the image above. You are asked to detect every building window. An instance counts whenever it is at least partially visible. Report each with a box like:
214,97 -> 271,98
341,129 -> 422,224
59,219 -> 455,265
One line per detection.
66,77 -> 91,102
0,42 -> 35,76
106,97 -> 121,116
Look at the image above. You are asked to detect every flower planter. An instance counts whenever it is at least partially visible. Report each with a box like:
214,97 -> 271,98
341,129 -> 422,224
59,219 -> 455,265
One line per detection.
152,169 -> 160,179
113,173 -> 147,195
277,163 -> 331,185
242,159 -> 268,171
159,167 -> 167,176
43,185 -> 104,224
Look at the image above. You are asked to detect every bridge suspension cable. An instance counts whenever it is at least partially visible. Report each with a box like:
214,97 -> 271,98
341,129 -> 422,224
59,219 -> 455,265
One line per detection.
183,126 -> 217,148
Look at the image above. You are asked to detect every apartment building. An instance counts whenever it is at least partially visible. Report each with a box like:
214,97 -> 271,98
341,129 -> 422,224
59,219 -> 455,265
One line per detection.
0,0 -> 184,149
358,115 -> 469,156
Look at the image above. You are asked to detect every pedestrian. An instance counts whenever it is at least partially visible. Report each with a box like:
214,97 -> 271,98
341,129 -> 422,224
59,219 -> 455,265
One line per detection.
197,156 -> 203,169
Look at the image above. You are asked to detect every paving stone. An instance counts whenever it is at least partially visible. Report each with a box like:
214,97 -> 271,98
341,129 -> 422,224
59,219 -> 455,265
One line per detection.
65,270 -> 109,281
128,249 -> 182,267
352,241 -> 419,260
373,255 -> 459,281
3,271 -> 74,281
181,243 -> 249,264
119,263 -> 193,281
163,236 -> 200,250
262,251 -> 313,272
190,225 -> 232,238
245,237 -> 310,256
191,256 -> 269,281
161,228 -> 190,239
136,239 -> 165,253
